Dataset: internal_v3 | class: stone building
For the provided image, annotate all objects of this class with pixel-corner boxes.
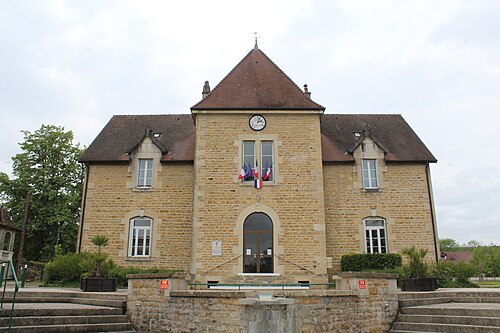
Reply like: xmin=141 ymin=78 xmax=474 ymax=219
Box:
xmin=78 ymin=45 xmax=438 ymax=285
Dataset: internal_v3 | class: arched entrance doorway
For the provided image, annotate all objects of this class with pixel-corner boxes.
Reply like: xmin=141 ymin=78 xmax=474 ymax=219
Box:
xmin=243 ymin=213 xmax=273 ymax=273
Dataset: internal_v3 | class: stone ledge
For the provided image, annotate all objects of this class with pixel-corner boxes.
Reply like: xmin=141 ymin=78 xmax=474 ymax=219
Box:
xmin=127 ymin=272 xmax=188 ymax=279
xmin=171 ymin=290 xmax=248 ymax=298
xmin=339 ymin=271 xmax=399 ymax=279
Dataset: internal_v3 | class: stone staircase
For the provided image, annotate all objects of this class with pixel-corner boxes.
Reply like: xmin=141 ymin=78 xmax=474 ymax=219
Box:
xmin=0 ymin=288 xmax=135 ymax=332
xmin=390 ymin=289 xmax=500 ymax=333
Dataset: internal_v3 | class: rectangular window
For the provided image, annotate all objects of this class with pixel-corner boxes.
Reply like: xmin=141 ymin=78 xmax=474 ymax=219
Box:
xmin=129 ymin=218 xmax=152 ymax=257
xmin=243 ymin=141 xmax=256 ymax=181
xmin=261 ymin=141 xmax=274 ymax=182
xmin=137 ymin=159 xmax=153 ymax=188
xmin=242 ymin=140 xmax=275 ymax=182
xmin=362 ymin=159 xmax=378 ymax=189
xmin=364 ymin=219 xmax=387 ymax=253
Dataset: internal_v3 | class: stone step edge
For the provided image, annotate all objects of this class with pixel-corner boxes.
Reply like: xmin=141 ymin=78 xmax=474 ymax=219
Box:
xmin=0 ymin=322 xmax=134 ymax=330
xmin=0 ymin=314 xmax=129 ymax=323
xmin=394 ymin=321 xmax=500 ymax=330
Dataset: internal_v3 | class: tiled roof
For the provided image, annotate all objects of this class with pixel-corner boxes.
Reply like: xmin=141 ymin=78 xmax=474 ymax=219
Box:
xmin=79 ymin=115 xmax=195 ymax=163
xmin=0 ymin=206 xmax=21 ymax=231
xmin=191 ymin=48 xmax=325 ymax=111
xmin=321 ymin=114 xmax=437 ymax=163
xmin=80 ymin=114 xmax=436 ymax=164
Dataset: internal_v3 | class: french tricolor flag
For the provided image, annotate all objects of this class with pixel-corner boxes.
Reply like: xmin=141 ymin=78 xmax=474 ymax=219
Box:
xmin=263 ymin=163 xmax=272 ymax=181
xmin=238 ymin=164 xmax=247 ymax=180
xmin=254 ymin=161 xmax=262 ymax=189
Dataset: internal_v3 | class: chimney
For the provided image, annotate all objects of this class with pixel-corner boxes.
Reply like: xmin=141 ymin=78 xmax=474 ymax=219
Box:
xmin=202 ymin=81 xmax=211 ymax=99
xmin=303 ymin=84 xmax=311 ymax=99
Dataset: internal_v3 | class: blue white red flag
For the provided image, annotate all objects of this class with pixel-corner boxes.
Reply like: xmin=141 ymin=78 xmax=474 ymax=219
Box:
xmin=254 ymin=178 xmax=262 ymax=189
xmin=253 ymin=160 xmax=259 ymax=179
xmin=263 ymin=162 xmax=272 ymax=181
xmin=238 ymin=164 xmax=247 ymax=180
xmin=245 ymin=163 xmax=253 ymax=180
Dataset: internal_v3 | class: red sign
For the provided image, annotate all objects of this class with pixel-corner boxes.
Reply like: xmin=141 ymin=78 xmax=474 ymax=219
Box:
xmin=358 ymin=280 xmax=366 ymax=290
xmin=160 ymin=279 xmax=169 ymax=290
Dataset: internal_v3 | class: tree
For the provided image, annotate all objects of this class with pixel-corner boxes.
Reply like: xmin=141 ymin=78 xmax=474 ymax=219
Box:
xmin=439 ymin=238 xmax=461 ymax=252
xmin=0 ymin=125 xmax=83 ymax=261
xmin=472 ymin=245 xmax=500 ymax=277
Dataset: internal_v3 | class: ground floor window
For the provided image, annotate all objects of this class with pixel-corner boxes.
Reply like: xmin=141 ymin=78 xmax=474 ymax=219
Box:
xmin=364 ymin=218 xmax=387 ymax=253
xmin=243 ymin=213 xmax=273 ymax=273
xmin=129 ymin=217 xmax=152 ymax=257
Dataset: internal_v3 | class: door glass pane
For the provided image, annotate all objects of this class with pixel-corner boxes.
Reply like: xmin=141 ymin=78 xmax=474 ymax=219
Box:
xmin=244 ymin=233 xmax=257 ymax=273
xmin=259 ymin=232 xmax=273 ymax=273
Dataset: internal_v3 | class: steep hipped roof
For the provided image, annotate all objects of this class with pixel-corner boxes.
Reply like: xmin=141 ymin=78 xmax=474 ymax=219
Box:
xmin=191 ymin=47 xmax=325 ymax=111
xmin=80 ymin=114 xmax=436 ymax=164
xmin=0 ymin=206 xmax=21 ymax=232
xmin=79 ymin=115 xmax=195 ymax=163
xmin=321 ymin=114 xmax=437 ymax=163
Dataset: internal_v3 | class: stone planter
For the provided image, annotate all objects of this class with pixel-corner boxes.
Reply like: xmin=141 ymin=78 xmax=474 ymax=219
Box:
xmin=80 ymin=277 xmax=118 ymax=292
xmin=401 ymin=277 xmax=437 ymax=291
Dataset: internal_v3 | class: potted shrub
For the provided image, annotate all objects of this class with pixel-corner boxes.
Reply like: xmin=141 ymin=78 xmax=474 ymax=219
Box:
xmin=400 ymin=246 xmax=437 ymax=291
xmin=80 ymin=235 xmax=117 ymax=292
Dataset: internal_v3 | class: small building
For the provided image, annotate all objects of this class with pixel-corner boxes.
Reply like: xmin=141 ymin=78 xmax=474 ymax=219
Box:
xmin=78 ymin=45 xmax=439 ymax=285
xmin=0 ymin=206 xmax=21 ymax=262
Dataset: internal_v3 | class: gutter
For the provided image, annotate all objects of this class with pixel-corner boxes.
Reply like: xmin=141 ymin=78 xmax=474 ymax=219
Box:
xmin=77 ymin=163 xmax=90 ymax=253
xmin=425 ymin=163 xmax=439 ymax=263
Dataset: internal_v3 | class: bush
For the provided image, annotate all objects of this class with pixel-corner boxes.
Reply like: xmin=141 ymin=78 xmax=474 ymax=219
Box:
xmin=44 ymin=252 xmax=88 ymax=284
xmin=341 ymin=253 xmax=402 ymax=271
xmin=433 ymin=261 xmax=478 ymax=288
xmin=80 ymin=251 xmax=116 ymax=278
xmin=401 ymin=246 xmax=429 ymax=278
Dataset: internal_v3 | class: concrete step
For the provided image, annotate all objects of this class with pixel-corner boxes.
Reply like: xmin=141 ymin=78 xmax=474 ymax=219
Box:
xmin=399 ymin=290 xmax=500 ymax=300
xmin=392 ymin=321 xmax=500 ymax=332
xmin=398 ymin=313 xmax=500 ymax=326
xmin=0 ymin=314 xmax=129 ymax=327
xmin=0 ymin=322 xmax=134 ymax=333
xmin=0 ymin=304 xmax=123 ymax=317
xmin=399 ymin=296 xmax=500 ymax=307
xmin=401 ymin=303 xmax=500 ymax=318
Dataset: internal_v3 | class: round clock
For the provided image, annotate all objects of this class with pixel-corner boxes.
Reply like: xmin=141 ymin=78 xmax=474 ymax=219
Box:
xmin=249 ymin=115 xmax=266 ymax=131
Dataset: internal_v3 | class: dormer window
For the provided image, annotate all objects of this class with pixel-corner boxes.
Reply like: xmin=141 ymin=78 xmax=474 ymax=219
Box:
xmin=362 ymin=159 xmax=378 ymax=189
xmin=137 ymin=159 xmax=153 ymax=188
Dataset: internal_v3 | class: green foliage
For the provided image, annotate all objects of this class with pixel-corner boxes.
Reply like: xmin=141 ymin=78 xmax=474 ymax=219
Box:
xmin=341 ymin=253 xmax=402 ymax=271
xmin=44 ymin=252 xmax=88 ymax=283
xmin=439 ymin=238 xmax=461 ymax=252
xmin=44 ymin=251 xmax=178 ymax=288
xmin=472 ymin=246 xmax=500 ymax=277
xmin=401 ymin=246 xmax=429 ymax=278
xmin=80 ymin=252 xmax=116 ymax=278
xmin=91 ymin=235 xmax=109 ymax=251
xmin=0 ymin=125 xmax=83 ymax=261
xmin=433 ymin=260 xmax=478 ymax=288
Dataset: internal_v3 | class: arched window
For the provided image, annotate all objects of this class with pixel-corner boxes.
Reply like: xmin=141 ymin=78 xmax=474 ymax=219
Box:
xmin=2 ymin=232 xmax=11 ymax=251
xmin=128 ymin=217 xmax=152 ymax=257
xmin=364 ymin=218 xmax=387 ymax=253
xmin=243 ymin=213 xmax=273 ymax=273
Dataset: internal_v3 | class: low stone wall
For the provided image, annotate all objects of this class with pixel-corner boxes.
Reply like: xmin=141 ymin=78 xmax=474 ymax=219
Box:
xmin=127 ymin=272 xmax=398 ymax=333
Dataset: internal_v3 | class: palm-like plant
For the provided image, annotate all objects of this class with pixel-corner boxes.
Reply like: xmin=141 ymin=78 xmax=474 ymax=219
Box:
xmin=91 ymin=235 xmax=109 ymax=277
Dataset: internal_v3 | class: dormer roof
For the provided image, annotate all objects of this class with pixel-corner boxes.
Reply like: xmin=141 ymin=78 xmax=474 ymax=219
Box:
xmin=0 ymin=206 xmax=21 ymax=232
xmin=321 ymin=114 xmax=437 ymax=163
xmin=191 ymin=48 xmax=325 ymax=111
xmin=79 ymin=115 xmax=195 ymax=163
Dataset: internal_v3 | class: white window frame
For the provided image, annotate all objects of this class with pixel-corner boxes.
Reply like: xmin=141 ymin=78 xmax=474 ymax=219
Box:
xmin=137 ymin=159 xmax=153 ymax=188
xmin=364 ymin=218 xmax=387 ymax=254
xmin=128 ymin=217 xmax=152 ymax=257
xmin=362 ymin=159 xmax=378 ymax=189
xmin=241 ymin=140 xmax=274 ymax=183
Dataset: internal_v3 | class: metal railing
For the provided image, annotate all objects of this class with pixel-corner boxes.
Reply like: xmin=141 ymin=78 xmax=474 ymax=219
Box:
xmin=0 ymin=259 xmax=20 ymax=332
xmin=189 ymin=282 xmax=336 ymax=290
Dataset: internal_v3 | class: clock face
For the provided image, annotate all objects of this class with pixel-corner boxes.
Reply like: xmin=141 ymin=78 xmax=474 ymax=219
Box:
xmin=249 ymin=115 xmax=266 ymax=131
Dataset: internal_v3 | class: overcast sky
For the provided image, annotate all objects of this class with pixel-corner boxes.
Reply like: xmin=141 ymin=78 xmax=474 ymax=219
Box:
xmin=1 ymin=1 xmax=499 ymax=245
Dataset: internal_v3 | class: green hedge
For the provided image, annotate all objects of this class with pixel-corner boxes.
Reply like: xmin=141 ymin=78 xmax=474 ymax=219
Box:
xmin=341 ymin=253 xmax=402 ymax=271
xmin=44 ymin=252 xmax=89 ymax=284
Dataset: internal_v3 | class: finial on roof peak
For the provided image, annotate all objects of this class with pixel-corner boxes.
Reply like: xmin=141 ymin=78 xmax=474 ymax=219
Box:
xmin=254 ymin=32 xmax=259 ymax=49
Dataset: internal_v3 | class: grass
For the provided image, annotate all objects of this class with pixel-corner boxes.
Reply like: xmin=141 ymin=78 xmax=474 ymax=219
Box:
xmin=476 ymin=280 xmax=500 ymax=288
